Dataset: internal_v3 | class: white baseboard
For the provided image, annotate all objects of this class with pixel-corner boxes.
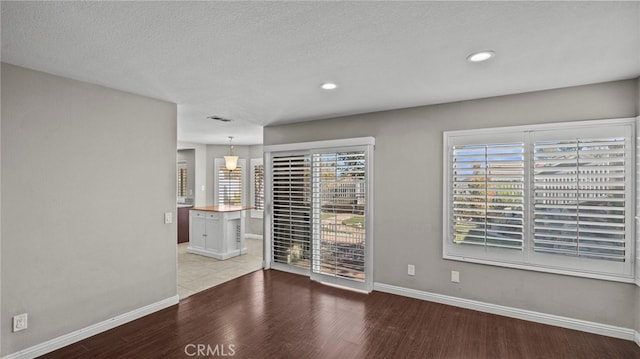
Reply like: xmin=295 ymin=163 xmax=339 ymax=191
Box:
xmin=3 ymin=295 xmax=179 ymax=359
xmin=374 ymin=282 xmax=636 ymax=342
xmin=245 ymin=233 xmax=263 ymax=240
xmin=5 ymin=283 xmax=638 ymax=358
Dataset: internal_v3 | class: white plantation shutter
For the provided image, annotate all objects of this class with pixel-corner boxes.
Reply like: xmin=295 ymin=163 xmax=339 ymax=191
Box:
xmin=271 ymin=153 xmax=312 ymax=268
xmin=177 ymin=166 xmax=188 ymax=197
xmin=444 ymin=119 xmax=634 ymax=281
xmin=533 ymin=138 xmax=626 ymax=262
xmin=250 ymin=158 xmax=265 ymax=218
xmin=214 ymin=158 xmax=246 ymax=206
xmin=218 ymin=166 xmax=243 ymax=206
xmin=452 ymin=143 xmax=525 ymax=250
xmin=254 ymin=163 xmax=264 ymax=210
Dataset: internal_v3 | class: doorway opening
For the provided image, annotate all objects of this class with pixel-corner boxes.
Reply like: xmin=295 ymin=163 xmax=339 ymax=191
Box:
xmin=176 ymin=147 xmax=265 ymax=299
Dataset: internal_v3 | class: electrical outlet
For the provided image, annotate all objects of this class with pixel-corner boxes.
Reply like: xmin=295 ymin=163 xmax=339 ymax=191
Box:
xmin=13 ymin=313 xmax=27 ymax=332
xmin=451 ymin=270 xmax=460 ymax=283
xmin=164 ymin=212 xmax=173 ymax=224
xmin=407 ymin=264 xmax=415 ymax=276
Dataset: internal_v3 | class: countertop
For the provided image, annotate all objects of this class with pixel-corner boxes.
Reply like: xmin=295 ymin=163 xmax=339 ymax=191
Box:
xmin=191 ymin=205 xmax=253 ymax=212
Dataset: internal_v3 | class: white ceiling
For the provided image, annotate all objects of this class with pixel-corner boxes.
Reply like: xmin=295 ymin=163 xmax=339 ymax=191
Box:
xmin=2 ymin=1 xmax=639 ymax=145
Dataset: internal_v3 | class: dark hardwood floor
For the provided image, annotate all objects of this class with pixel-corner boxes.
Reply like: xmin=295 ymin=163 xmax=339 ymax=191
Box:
xmin=42 ymin=269 xmax=640 ymax=358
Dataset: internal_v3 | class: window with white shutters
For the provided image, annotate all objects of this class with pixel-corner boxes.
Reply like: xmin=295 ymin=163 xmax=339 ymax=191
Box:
xmin=214 ymin=158 xmax=246 ymax=206
xmin=444 ymin=119 xmax=634 ymax=281
xmin=218 ymin=166 xmax=243 ymax=206
xmin=254 ymin=163 xmax=264 ymax=210
xmin=250 ymin=158 xmax=265 ymax=218
xmin=177 ymin=166 xmax=188 ymax=197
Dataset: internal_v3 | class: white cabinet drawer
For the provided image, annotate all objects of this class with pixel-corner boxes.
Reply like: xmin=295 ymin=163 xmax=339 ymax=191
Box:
xmin=190 ymin=210 xmax=206 ymax=218
xmin=206 ymin=213 xmax=219 ymax=220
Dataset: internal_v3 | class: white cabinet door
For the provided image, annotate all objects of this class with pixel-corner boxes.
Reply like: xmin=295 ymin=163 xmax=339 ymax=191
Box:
xmin=189 ymin=212 xmax=206 ymax=249
xmin=225 ymin=219 xmax=240 ymax=252
xmin=205 ymin=215 xmax=222 ymax=253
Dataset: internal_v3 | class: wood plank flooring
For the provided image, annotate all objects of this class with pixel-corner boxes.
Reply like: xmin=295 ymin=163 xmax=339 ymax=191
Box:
xmin=42 ymin=270 xmax=640 ymax=358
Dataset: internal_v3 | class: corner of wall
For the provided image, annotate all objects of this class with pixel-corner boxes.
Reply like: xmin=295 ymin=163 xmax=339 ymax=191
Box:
xmin=636 ymin=77 xmax=640 ymax=115
xmin=1 ymin=62 xmax=4 ymax=355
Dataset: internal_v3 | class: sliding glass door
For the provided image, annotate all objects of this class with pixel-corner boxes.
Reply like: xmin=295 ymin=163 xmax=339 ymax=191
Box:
xmin=265 ymin=139 xmax=373 ymax=292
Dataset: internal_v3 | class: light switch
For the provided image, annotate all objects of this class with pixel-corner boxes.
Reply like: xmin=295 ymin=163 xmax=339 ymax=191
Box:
xmin=164 ymin=212 xmax=173 ymax=224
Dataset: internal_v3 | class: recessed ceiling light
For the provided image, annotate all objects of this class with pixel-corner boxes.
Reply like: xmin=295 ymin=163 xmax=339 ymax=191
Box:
xmin=467 ymin=50 xmax=495 ymax=63
xmin=321 ymin=82 xmax=338 ymax=90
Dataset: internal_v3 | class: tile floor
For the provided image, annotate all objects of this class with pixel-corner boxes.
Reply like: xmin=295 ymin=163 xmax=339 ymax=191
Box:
xmin=177 ymin=238 xmax=263 ymax=300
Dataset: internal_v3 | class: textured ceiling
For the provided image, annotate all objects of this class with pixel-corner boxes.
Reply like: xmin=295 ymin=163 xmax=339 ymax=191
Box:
xmin=2 ymin=1 xmax=639 ymax=145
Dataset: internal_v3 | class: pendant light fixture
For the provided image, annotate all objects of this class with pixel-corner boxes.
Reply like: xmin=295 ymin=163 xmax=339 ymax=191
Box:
xmin=224 ymin=136 xmax=239 ymax=171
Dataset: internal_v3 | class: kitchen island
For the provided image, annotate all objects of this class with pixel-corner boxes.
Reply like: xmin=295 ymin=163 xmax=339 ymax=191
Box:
xmin=187 ymin=205 xmax=252 ymax=260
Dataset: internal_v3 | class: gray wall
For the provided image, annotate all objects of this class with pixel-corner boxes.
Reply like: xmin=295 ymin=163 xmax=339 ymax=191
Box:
xmin=0 ymin=62 xmax=3 ymax=355
xmin=638 ymin=77 xmax=640 ymax=112
xmin=264 ymin=79 xmax=639 ymax=328
xmin=1 ymin=64 xmax=177 ymax=355
xmin=636 ymin=77 xmax=640 ymax=334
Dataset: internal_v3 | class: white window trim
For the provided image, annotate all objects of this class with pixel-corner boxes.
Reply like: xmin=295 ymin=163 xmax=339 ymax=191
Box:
xmin=443 ymin=118 xmax=636 ymax=283
xmin=250 ymin=158 xmax=264 ymax=218
xmin=214 ymin=158 xmax=247 ymax=206
xmin=264 ymin=137 xmax=375 ymax=153
xmin=636 ymin=115 xmax=640 ymax=287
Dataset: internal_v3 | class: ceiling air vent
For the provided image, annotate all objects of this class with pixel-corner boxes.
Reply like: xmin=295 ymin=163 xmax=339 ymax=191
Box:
xmin=207 ymin=116 xmax=232 ymax=122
